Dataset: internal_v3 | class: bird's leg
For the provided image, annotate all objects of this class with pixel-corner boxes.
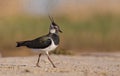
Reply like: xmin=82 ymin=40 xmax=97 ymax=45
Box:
xmin=36 ymin=53 xmax=42 ymax=67
xmin=46 ymin=52 xmax=56 ymax=68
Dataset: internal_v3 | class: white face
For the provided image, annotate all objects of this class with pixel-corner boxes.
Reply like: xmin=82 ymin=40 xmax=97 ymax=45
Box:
xmin=50 ymin=29 xmax=56 ymax=33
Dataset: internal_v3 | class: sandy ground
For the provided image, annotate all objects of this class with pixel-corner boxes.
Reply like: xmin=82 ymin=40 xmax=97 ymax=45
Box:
xmin=0 ymin=53 xmax=120 ymax=76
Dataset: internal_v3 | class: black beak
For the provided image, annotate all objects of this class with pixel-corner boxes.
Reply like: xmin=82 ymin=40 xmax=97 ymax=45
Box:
xmin=59 ymin=29 xmax=63 ymax=33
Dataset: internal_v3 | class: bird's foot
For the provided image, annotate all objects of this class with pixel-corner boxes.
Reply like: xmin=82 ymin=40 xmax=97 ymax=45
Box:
xmin=53 ymin=65 xmax=57 ymax=68
xmin=36 ymin=63 xmax=40 ymax=67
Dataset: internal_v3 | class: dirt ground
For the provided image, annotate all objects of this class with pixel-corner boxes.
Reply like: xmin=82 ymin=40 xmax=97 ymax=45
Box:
xmin=0 ymin=53 xmax=120 ymax=76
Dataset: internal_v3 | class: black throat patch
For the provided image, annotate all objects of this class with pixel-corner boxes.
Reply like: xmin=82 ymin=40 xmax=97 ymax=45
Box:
xmin=50 ymin=33 xmax=60 ymax=45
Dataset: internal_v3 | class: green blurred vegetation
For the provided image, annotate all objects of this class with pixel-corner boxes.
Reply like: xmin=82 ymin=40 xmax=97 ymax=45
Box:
xmin=0 ymin=13 xmax=120 ymax=56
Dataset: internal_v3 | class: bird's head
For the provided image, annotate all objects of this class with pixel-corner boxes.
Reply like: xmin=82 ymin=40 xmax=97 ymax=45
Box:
xmin=49 ymin=16 xmax=62 ymax=34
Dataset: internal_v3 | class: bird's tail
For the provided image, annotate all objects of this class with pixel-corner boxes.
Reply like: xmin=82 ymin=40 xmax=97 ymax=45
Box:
xmin=16 ymin=41 xmax=25 ymax=47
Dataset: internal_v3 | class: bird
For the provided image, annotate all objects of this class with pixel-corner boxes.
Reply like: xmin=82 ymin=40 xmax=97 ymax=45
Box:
xmin=16 ymin=16 xmax=62 ymax=68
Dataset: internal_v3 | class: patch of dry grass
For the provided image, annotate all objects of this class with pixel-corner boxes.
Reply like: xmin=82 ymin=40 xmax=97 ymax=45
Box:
xmin=0 ymin=14 xmax=120 ymax=56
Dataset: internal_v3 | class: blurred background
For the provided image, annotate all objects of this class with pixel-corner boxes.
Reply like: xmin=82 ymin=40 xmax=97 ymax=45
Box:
xmin=0 ymin=0 xmax=120 ymax=57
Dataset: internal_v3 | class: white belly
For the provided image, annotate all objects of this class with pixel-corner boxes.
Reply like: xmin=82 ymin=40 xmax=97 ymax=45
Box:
xmin=31 ymin=39 xmax=58 ymax=53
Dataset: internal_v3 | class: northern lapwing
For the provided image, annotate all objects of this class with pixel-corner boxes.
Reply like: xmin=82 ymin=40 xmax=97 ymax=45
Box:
xmin=16 ymin=16 xmax=62 ymax=68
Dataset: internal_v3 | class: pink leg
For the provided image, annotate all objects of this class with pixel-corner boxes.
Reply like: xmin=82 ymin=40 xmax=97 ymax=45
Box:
xmin=46 ymin=53 xmax=56 ymax=68
xmin=36 ymin=53 xmax=41 ymax=67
